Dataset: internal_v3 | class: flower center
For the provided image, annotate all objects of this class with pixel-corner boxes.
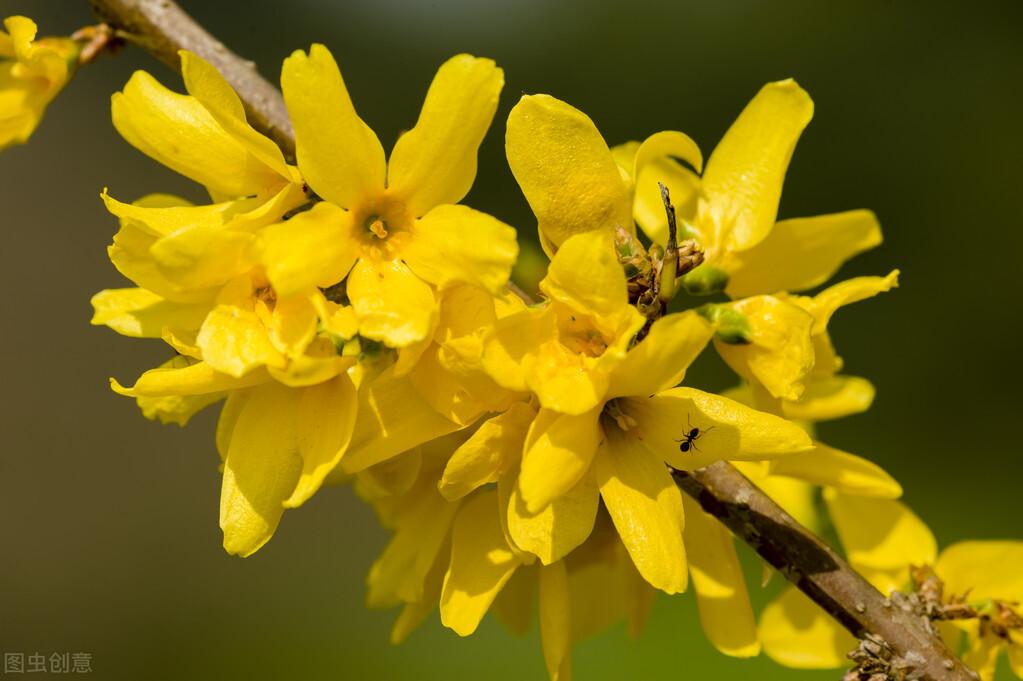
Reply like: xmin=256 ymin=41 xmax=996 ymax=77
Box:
xmin=365 ymin=215 xmax=390 ymax=239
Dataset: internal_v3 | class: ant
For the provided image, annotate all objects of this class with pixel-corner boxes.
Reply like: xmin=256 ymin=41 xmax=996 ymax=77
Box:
xmin=675 ymin=415 xmax=713 ymax=454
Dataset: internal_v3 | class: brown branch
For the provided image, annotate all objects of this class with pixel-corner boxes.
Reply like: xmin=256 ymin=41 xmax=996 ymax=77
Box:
xmin=89 ymin=0 xmax=294 ymax=157
xmin=81 ymin=2 xmax=976 ymax=678
xmin=672 ymin=462 xmax=976 ymax=681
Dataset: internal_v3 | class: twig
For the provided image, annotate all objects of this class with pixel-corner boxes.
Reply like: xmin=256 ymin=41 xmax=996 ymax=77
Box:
xmin=82 ymin=2 xmax=976 ymax=678
xmin=672 ymin=462 xmax=976 ymax=681
xmin=89 ymin=0 xmax=294 ymax=157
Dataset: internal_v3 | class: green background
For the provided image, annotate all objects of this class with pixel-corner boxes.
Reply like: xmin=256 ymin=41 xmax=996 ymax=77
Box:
xmin=2 ymin=0 xmax=1020 ymax=678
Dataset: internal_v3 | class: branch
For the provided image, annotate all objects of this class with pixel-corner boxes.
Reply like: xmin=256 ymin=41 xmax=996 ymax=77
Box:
xmin=89 ymin=0 xmax=294 ymax=157
xmin=673 ymin=462 xmax=976 ymax=681
xmin=84 ymin=2 xmax=975 ymax=678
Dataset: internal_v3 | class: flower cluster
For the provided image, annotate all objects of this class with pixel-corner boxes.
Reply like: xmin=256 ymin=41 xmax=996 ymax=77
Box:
xmin=72 ymin=37 xmax=1022 ymax=680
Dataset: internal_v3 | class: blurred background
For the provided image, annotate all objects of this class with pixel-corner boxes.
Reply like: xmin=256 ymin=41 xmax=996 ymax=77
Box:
xmin=2 ymin=0 xmax=1021 ymax=678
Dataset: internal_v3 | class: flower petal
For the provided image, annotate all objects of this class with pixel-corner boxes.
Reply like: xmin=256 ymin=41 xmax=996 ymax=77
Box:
xmin=782 ymin=375 xmax=875 ymax=422
xmin=806 ymin=270 xmax=899 ymax=334
xmin=505 ymin=466 xmax=599 ymax=565
xmin=824 ymin=491 xmax=936 ymax=593
xmin=701 ymin=79 xmax=814 ymax=251
xmin=539 ymin=561 xmax=573 ymax=681
xmin=179 ymin=51 xmax=292 ymax=179
xmin=112 ymin=359 xmax=268 ymax=397
xmin=726 ymin=210 xmax=882 ymax=298
xmin=759 ymin=586 xmax=857 ymax=669
xmin=607 ymin=311 xmax=714 ymax=398
xmin=438 ymin=403 xmax=534 ymax=500
xmin=506 ymin=94 xmax=632 ymax=252
xmin=403 ymin=204 xmax=518 ymax=293
xmin=440 ymin=490 xmax=523 ymax=636
xmin=387 ymin=54 xmax=503 ymax=216
xmin=339 ymin=367 xmax=462 ymax=474
xmin=260 ymin=202 xmax=358 ymax=297
xmin=90 ymin=287 xmax=208 ymax=338
xmin=682 ymin=495 xmax=759 ymax=657
xmin=111 ymin=70 xmax=282 ymax=196
xmin=769 ymin=443 xmax=902 ymax=499
xmin=627 ymin=388 xmax=813 ymax=471
xmin=518 ymin=408 xmax=602 ymax=514
xmin=935 ymin=541 xmax=1023 ymax=604
xmin=540 ymin=229 xmax=631 ymax=322
xmin=282 ymin=374 xmax=358 ymax=508
xmin=594 ymin=429 xmax=687 ymax=594
xmin=281 ymin=44 xmax=385 ymax=208
xmin=219 ymin=381 xmax=304 ymax=556
xmin=347 ymin=258 xmax=437 ymax=348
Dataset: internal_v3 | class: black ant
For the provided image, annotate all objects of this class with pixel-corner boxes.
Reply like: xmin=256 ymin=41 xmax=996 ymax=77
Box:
xmin=675 ymin=415 xmax=713 ymax=454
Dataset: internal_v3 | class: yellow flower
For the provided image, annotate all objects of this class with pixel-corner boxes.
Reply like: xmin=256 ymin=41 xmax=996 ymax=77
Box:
xmin=506 ymin=93 xmax=701 ymax=256
xmin=260 ymin=46 xmax=518 ymax=348
xmin=482 ymin=230 xmax=813 ymax=594
xmin=715 ymin=270 xmax=899 ymax=404
xmin=935 ymin=541 xmax=1023 ymax=680
xmin=0 ymin=16 xmax=78 ymax=149
xmin=623 ymin=79 xmax=883 ymax=299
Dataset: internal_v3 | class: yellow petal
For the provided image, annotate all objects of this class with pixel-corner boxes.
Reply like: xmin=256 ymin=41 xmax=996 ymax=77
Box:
xmin=368 ymin=476 xmax=460 ymax=607
xmin=682 ymin=495 xmax=759 ymax=657
xmin=357 ymin=448 xmax=422 ymax=499
xmin=219 ymin=382 xmax=304 ymax=556
xmin=824 ymin=491 xmax=936 ymax=593
xmin=540 ymin=230 xmax=632 ymax=322
xmin=387 ymin=54 xmax=503 ymax=216
xmin=390 ymin=533 xmax=451 ymax=644
xmin=339 ymin=367 xmax=462 ymax=474
xmin=111 ymin=70 xmax=282 ymax=196
xmin=281 ymin=44 xmax=385 ymax=208
xmin=179 ymin=51 xmax=292 ymax=179
xmin=196 ymin=303 xmax=285 ymax=377
xmin=347 ymin=258 xmax=437 ymax=348
xmin=134 ymin=356 xmax=225 ymax=425
xmin=407 ymin=345 xmax=490 ymax=426
xmin=759 ymin=586 xmax=856 ymax=669
xmin=807 ymin=270 xmax=899 ymax=334
xmin=714 ymin=295 xmax=815 ymax=401
xmin=725 ymin=210 xmax=882 ymax=298
xmin=626 ymin=388 xmax=813 ymax=471
xmin=101 ymin=189 xmax=237 ymax=238
xmin=403 ymin=204 xmax=518 ymax=293
xmin=282 ymin=374 xmax=358 ymax=508
xmin=440 ymin=490 xmax=523 ymax=636
xmin=539 ymin=561 xmax=573 ymax=681
xmin=782 ymin=375 xmax=875 ymax=422
xmin=527 ymin=334 xmax=613 ymax=416
xmin=216 ymin=389 xmax=250 ymax=462
xmin=506 ymin=94 xmax=631 ymax=252
xmin=617 ymin=136 xmax=703 ymax=246
xmin=769 ymin=443 xmax=902 ymax=499
xmin=505 ymin=467 xmax=599 ymax=565
xmin=438 ymin=403 xmax=534 ymax=500
xmin=481 ymin=306 xmax=548 ymax=392
xmin=148 ymin=222 xmax=257 ymax=292
xmin=260 ymin=202 xmax=358 ymax=298
xmin=607 ymin=311 xmax=714 ymax=398
xmin=112 ymin=360 xmax=268 ymax=397
xmin=701 ymin=79 xmax=814 ymax=251
xmin=594 ymin=429 xmax=687 ymax=594
xmin=518 ymin=408 xmax=602 ymax=514
xmin=90 ymin=287 xmax=208 ymax=338
xmin=963 ymin=635 xmax=1002 ymax=681
xmin=935 ymin=541 xmax=1023 ymax=604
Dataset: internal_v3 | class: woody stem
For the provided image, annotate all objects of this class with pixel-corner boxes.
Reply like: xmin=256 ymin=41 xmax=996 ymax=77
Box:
xmin=84 ymin=1 xmax=976 ymax=678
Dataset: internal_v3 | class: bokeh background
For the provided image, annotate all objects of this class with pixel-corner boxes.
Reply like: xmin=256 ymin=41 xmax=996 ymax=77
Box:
xmin=2 ymin=0 xmax=1021 ymax=679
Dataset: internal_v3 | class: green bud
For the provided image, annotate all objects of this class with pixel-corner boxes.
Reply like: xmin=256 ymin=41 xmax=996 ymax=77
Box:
xmin=680 ymin=264 xmax=729 ymax=296
xmin=698 ymin=304 xmax=752 ymax=344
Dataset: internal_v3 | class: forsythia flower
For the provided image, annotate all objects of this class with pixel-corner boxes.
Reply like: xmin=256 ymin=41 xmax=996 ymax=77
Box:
xmin=261 ymin=45 xmax=518 ymax=348
xmin=0 ymin=16 xmax=79 ymax=149
xmin=624 ymin=79 xmax=882 ymax=299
